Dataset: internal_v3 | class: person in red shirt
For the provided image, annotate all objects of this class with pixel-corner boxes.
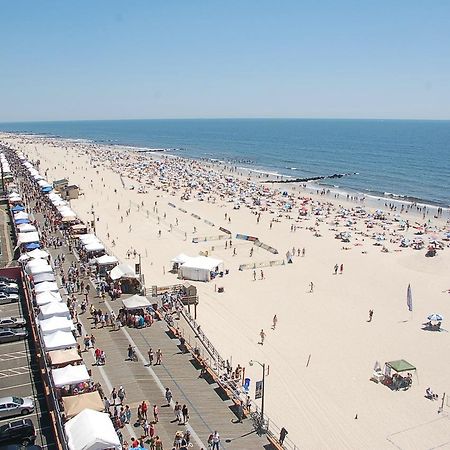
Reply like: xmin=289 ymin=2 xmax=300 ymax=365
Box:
xmin=141 ymin=401 xmax=148 ymax=420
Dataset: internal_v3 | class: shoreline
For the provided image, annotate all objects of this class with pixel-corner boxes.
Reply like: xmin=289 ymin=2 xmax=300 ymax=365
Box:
xmin=2 ymin=130 xmax=449 ymax=211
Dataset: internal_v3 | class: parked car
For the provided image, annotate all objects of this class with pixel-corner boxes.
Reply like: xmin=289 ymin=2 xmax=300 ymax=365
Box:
xmin=0 ymin=329 xmax=27 ymax=343
xmin=0 ymin=292 xmax=19 ymax=304
xmin=0 ymin=397 xmax=35 ymax=419
xmin=0 ymin=317 xmax=26 ymax=328
xmin=0 ymin=286 xmax=19 ymax=295
xmin=0 ymin=419 xmax=36 ymax=446
xmin=0 ymin=277 xmax=17 ymax=284
xmin=0 ymin=281 xmax=18 ymax=290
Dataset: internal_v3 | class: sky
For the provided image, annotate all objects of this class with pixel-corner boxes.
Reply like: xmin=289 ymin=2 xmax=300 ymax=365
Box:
xmin=0 ymin=0 xmax=449 ymax=121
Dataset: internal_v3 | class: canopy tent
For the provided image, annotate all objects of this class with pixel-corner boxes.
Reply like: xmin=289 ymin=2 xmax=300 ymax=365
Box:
xmin=34 ymin=281 xmax=59 ymax=294
xmin=39 ymin=316 xmax=75 ymax=334
xmin=14 ymin=218 xmax=30 ymax=225
xmin=62 ymin=392 xmax=104 ymax=419
xmin=27 ymin=248 xmax=50 ymax=259
xmin=95 ymin=254 xmax=118 ymax=266
xmin=25 ymin=242 xmax=40 ymax=250
xmin=385 ymin=359 xmax=416 ymax=373
xmin=43 ymin=330 xmax=76 ymax=351
xmin=13 ymin=211 xmax=29 ymax=220
xmin=27 ymin=264 xmax=53 ymax=277
xmin=48 ymin=348 xmax=82 ymax=367
xmin=109 ymin=264 xmax=137 ymax=281
xmin=25 ymin=258 xmax=52 ymax=272
xmin=121 ymin=294 xmax=151 ymax=310
xmin=36 ymin=291 xmax=63 ymax=306
xmin=11 ymin=204 xmax=25 ymax=212
xmin=52 ymin=364 xmax=90 ymax=387
xmin=171 ymin=253 xmax=190 ymax=265
xmin=65 ymin=409 xmax=121 ymax=450
xmin=78 ymin=234 xmax=99 ymax=244
xmin=17 ymin=231 xmax=40 ymax=245
xmin=84 ymin=242 xmax=105 ymax=253
xmin=17 ymin=223 xmax=37 ymax=233
xmin=179 ymin=255 xmax=224 ymax=282
xmin=39 ymin=302 xmax=70 ymax=319
xmin=33 ymin=272 xmax=56 ymax=284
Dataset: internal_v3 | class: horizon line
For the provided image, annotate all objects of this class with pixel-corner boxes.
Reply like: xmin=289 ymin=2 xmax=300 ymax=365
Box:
xmin=1 ymin=116 xmax=450 ymax=124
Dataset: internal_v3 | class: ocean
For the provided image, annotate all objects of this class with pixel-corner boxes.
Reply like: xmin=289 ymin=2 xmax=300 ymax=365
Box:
xmin=0 ymin=118 xmax=449 ymax=207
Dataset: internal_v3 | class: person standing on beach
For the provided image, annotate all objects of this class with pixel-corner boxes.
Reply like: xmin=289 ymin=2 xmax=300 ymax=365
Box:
xmin=272 ymin=315 xmax=278 ymax=330
xmin=334 ymin=263 xmax=339 ymax=275
xmin=368 ymin=309 xmax=374 ymax=322
xmin=340 ymin=263 xmax=344 ymax=274
xmin=259 ymin=329 xmax=266 ymax=345
xmin=260 ymin=270 xmax=264 ymax=280
xmin=302 ymin=247 xmax=306 ymax=257
xmin=253 ymin=270 xmax=256 ymax=281
xmin=310 ymin=281 xmax=314 ymax=293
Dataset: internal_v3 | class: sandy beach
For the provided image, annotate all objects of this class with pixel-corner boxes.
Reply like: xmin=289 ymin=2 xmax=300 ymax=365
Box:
xmin=3 ymin=132 xmax=450 ymax=449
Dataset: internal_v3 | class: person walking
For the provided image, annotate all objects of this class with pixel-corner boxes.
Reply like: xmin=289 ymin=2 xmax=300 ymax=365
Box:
xmin=165 ymin=387 xmax=172 ymax=406
xmin=155 ymin=348 xmax=162 ymax=365
xmin=141 ymin=401 xmax=148 ymax=421
xmin=340 ymin=263 xmax=344 ymax=274
xmin=182 ymin=404 xmax=189 ymax=424
xmin=152 ymin=404 xmax=159 ymax=423
xmin=148 ymin=347 xmax=154 ymax=366
xmin=211 ymin=431 xmax=220 ymax=450
xmin=118 ymin=386 xmax=126 ymax=405
xmin=368 ymin=309 xmax=374 ymax=322
xmin=309 ymin=281 xmax=314 ymax=293
xmin=259 ymin=329 xmax=266 ymax=345
xmin=272 ymin=315 xmax=278 ymax=330
xmin=334 ymin=263 xmax=339 ymax=275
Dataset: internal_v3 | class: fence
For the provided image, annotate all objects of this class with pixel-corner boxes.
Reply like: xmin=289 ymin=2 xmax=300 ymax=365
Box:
xmin=239 ymin=259 xmax=286 ymax=271
xmin=162 ymin=299 xmax=300 ymax=450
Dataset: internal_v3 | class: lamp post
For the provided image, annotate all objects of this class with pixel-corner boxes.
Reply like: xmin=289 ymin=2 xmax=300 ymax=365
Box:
xmin=249 ymin=359 xmax=266 ymax=433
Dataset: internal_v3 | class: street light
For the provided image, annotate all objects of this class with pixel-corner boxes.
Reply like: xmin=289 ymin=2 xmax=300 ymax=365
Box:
xmin=249 ymin=359 xmax=266 ymax=433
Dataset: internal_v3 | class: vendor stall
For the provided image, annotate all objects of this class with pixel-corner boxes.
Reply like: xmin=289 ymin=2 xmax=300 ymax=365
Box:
xmin=62 ymin=391 xmax=104 ymax=419
xmin=178 ymin=255 xmax=224 ymax=282
xmin=52 ymin=364 xmax=90 ymax=387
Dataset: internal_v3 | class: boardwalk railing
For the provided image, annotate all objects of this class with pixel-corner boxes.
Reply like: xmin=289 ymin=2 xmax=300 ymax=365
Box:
xmin=163 ymin=300 xmax=300 ymax=450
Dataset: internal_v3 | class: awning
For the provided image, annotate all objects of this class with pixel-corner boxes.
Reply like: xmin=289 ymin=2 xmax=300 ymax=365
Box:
xmin=34 ymin=281 xmax=59 ymax=294
xmin=52 ymin=364 xmax=90 ymax=387
xmin=39 ymin=316 xmax=75 ymax=334
xmin=62 ymin=392 xmax=104 ymax=419
xmin=65 ymin=409 xmax=121 ymax=450
xmin=39 ymin=302 xmax=70 ymax=319
xmin=35 ymin=291 xmax=63 ymax=306
xmin=17 ymin=231 xmax=40 ymax=245
xmin=43 ymin=330 xmax=76 ymax=351
xmin=33 ymin=272 xmax=56 ymax=284
xmin=109 ymin=263 xmax=137 ymax=281
xmin=95 ymin=254 xmax=119 ymax=266
xmin=84 ymin=242 xmax=105 ymax=253
xmin=48 ymin=348 xmax=82 ymax=367
xmin=122 ymin=294 xmax=151 ymax=310
xmin=385 ymin=359 xmax=416 ymax=373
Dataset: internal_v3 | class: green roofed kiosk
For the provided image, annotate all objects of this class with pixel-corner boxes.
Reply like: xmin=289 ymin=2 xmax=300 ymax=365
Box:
xmin=383 ymin=359 xmax=416 ymax=391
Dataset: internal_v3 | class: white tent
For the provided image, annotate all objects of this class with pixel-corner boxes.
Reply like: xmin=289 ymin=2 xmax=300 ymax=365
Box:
xmin=39 ymin=302 xmax=70 ymax=319
xmin=35 ymin=291 xmax=63 ymax=306
xmin=17 ymin=223 xmax=37 ymax=233
xmin=95 ymin=254 xmax=118 ymax=266
xmin=39 ymin=316 xmax=75 ymax=334
xmin=84 ymin=242 xmax=105 ymax=253
xmin=28 ymin=264 xmax=54 ymax=276
xmin=27 ymin=248 xmax=50 ymax=259
xmin=43 ymin=330 xmax=76 ymax=351
xmin=52 ymin=364 xmax=90 ymax=387
xmin=25 ymin=258 xmax=50 ymax=271
xmin=179 ymin=255 xmax=224 ymax=282
xmin=78 ymin=234 xmax=99 ymax=244
xmin=122 ymin=294 xmax=151 ymax=310
xmin=65 ymin=409 xmax=121 ymax=450
xmin=109 ymin=264 xmax=137 ymax=281
xmin=171 ymin=253 xmax=190 ymax=265
xmin=33 ymin=272 xmax=56 ymax=284
xmin=13 ymin=211 xmax=29 ymax=220
xmin=17 ymin=231 xmax=40 ymax=245
xmin=34 ymin=281 xmax=59 ymax=294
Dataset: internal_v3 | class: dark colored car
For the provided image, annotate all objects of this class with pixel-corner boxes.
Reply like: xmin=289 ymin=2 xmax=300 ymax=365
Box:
xmin=0 ymin=419 xmax=36 ymax=445
xmin=0 ymin=329 xmax=27 ymax=344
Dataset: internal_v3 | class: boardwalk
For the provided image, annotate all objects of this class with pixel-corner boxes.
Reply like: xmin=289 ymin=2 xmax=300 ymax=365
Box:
xmin=28 ymin=195 xmax=270 ymax=448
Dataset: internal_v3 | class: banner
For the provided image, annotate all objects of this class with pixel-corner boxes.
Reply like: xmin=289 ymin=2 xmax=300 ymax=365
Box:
xmin=255 ymin=380 xmax=263 ymax=399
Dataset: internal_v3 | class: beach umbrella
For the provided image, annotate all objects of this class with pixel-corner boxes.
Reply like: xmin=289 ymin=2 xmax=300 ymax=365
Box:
xmin=427 ymin=313 xmax=443 ymax=322
xmin=407 ymin=284 xmax=413 ymax=312
xmin=12 ymin=204 xmax=25 ymax=212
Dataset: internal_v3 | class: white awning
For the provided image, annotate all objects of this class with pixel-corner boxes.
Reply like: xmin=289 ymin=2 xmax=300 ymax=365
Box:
xmin=65 ymin=409 xmax=121 ymax=450
xmin=39 ymin=316 xmax=75 ymax=334
xmin=95 ymin=255 xmax=118 ymax=266
xmin=43 ymin=330 xmax=76 ymax=350
xmin=35 ymin=291 xmax=63 ymax=306
xmin=39 ymin=302 xmax=70 ymax=319
xmin=122 ymin=294 xmax=151 ymax=310
xmin=52 ymin=364 xmax=90 ymax=387
xmin=84 ymin=242 xmax=105 ymax=252
xmin=109 ymin=263 xmax=137 ymax=281
xmin=17 ymin=231 xmax=40 ymax=245
xmin=34 ymin=281 xmax=59 ymax=294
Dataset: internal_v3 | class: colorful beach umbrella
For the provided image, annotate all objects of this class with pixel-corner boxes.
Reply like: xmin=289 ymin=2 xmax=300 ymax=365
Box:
xmin=427 ymin=313 xmax=443 ymax=321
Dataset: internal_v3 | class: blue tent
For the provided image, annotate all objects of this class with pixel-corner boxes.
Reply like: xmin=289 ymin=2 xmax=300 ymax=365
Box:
xmin=11 ymin=205 xmax=25 ymax=212
xmin=14 ymin=218 xmax=30 ymax=224
xmin=24 ymin=242 xmax=40 ymax=250
xmin=41 ymin=186 xmax=53 ymax=193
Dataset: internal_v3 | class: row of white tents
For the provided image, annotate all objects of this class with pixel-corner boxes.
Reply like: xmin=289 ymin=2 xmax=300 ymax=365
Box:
xmin=12 ymin=151 xmax=121 ymax=450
